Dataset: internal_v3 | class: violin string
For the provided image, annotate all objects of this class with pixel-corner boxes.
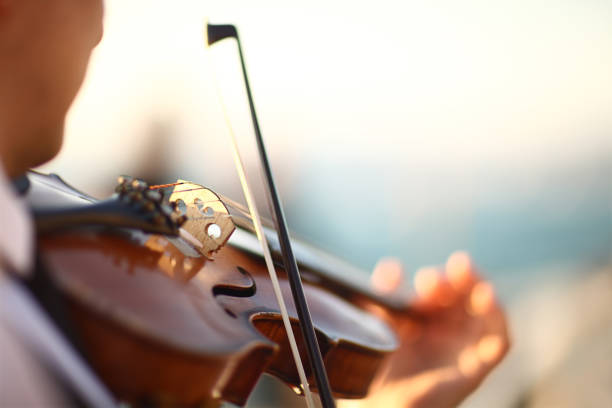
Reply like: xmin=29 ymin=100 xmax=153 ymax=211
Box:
xmin=215 ymin=193 xmax=251 ymax=217
xmin=148 ymin=182 xmax=185 ymax=190
xmin=205 ymin=25 xmax=315 ymax=408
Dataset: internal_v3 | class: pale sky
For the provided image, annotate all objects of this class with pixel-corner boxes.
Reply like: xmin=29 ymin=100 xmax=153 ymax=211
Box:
xmin=40 ymin=1 xmax=611 ymax=268
xmin=43 ymin=0 xmax=611 ymax=184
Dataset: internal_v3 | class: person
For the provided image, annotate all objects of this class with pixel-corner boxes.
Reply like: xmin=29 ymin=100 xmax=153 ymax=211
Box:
xmin=0 ymin=1 xmax=509 ymax=406
xmin=0 ymin=1 xmax=117 ymax=406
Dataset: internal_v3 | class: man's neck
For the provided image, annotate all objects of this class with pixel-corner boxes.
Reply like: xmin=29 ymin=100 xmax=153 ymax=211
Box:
xmin=0 ymin=137 xmax=24 ymax=179
xmin=0 ymin=156 xmax=20 ymax=180
xmin=0 ymin=114 xmax=62 ymax=179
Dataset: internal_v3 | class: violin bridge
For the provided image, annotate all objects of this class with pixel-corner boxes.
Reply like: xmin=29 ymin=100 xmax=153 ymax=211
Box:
xmin=167 ymin=180 xmax=235 ymax=259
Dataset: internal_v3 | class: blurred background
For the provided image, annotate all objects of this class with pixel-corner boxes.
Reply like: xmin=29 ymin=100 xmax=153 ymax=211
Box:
xmin=38 ymin=0 xmax=611 ymax=406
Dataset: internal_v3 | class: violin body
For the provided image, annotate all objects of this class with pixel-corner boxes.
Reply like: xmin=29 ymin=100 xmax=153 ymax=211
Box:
xmin=27 ymin=172 xmax=398 ymax=406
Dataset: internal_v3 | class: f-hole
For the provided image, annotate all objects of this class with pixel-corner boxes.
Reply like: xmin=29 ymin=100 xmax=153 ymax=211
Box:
xmin=212 ymin=266 xmax=256 ymax=298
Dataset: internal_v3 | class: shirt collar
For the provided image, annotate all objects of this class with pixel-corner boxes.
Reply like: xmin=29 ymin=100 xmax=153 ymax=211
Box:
xmin=0 ymin=162 xmax=33 ymax=275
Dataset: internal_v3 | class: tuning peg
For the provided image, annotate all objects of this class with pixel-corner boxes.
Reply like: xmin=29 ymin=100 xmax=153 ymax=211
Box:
xmin=119 ymin=175 xmax=133 ymax=184
xmin=125 ymin=191 xmax=142 ymax=204
xmin=151 ymin=213 xmax=167 ymax=226
xmin=131 ymin=179 xmax=147 ymax=191
xmin=142 ymin=201 xmax=155 ymax=213
xmin=145 ymin=190 xmax=163 ymax=203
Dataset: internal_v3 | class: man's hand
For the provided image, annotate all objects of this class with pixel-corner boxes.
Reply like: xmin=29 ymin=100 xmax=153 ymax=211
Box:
xmin=352 ymin=252 xmax=510 ymax=408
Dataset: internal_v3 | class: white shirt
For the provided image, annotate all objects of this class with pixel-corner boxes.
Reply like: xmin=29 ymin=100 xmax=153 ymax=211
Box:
xmin=0 ymin=162 xmax=116 ymax=407
xmin=0 ymin=161 xmax=58 ymax=405
xmin=0 ymin=162 xmax=33 ymax=274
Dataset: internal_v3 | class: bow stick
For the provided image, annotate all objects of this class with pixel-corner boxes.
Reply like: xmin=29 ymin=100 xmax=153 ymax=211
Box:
xmin=206 ymin=23 xmax=336 ymax=408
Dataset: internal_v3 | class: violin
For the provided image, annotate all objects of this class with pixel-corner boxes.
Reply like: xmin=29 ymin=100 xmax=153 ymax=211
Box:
xmin=23 ymin=22 xmax=416 ymax=408
xmin=27 ymin=171 xmax=402 ymax=407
